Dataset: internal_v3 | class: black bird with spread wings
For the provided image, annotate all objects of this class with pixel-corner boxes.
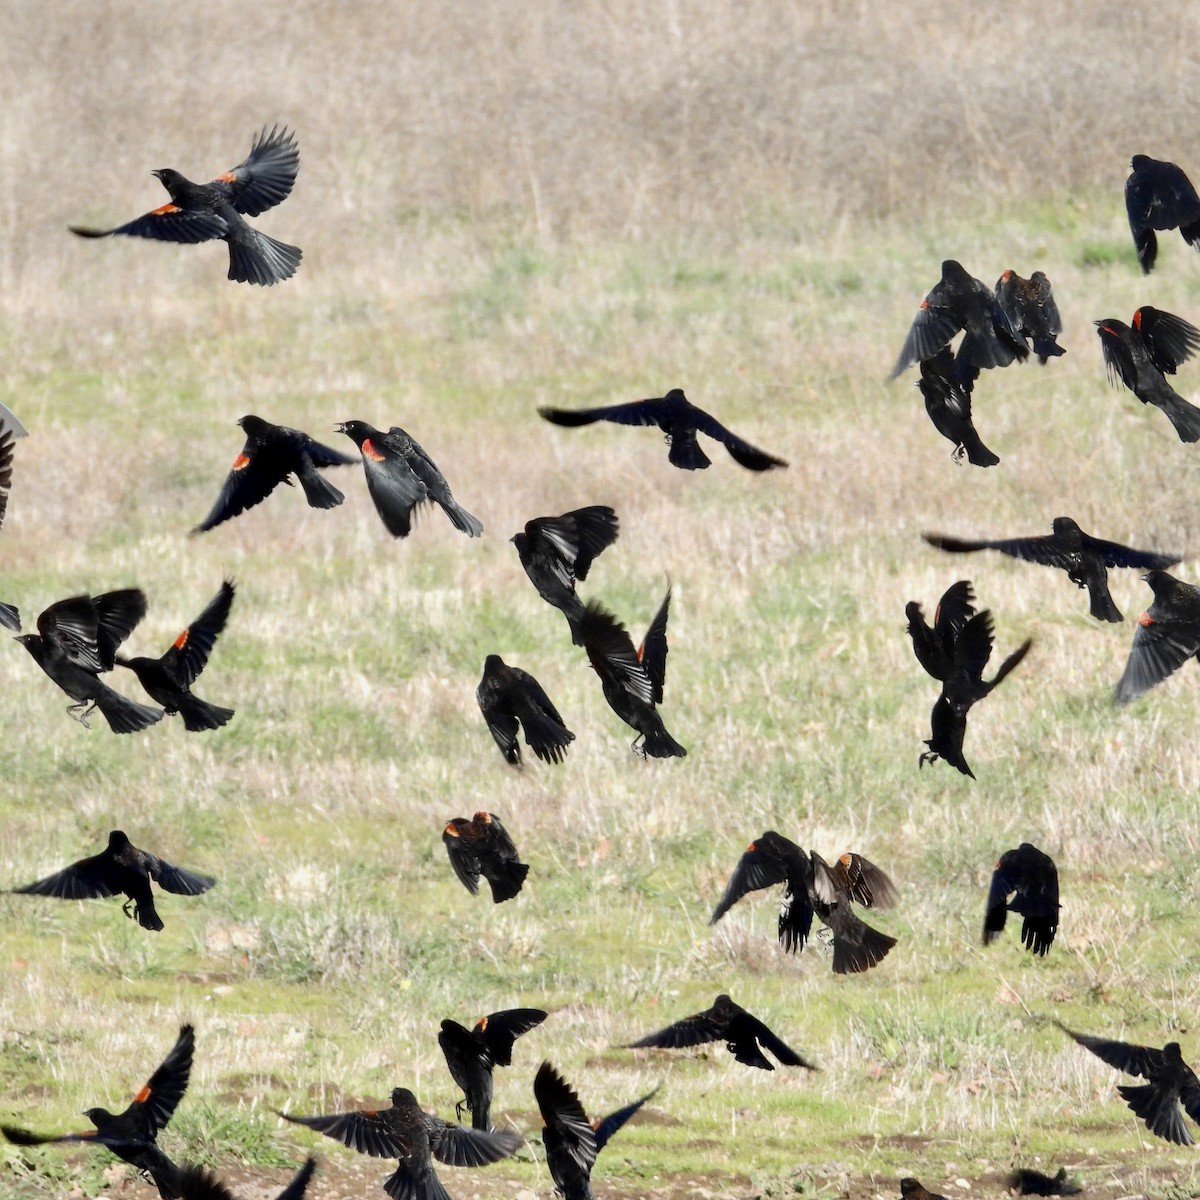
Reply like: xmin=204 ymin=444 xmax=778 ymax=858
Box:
xmin=70 ymin=126 xmax=301 ymax=285
xmin=539 ymin=388 xmax=787 ymax=472
xmin=476 ymin=655 xmax=575 ymax=767
xmin=995 ymin=270 xmax=1064 ymax=363
xmin=906 ymin=580 xmax=977 ymax=682
xmin=1 ymin=1024 xmax=195 ymax=1198
xmin=442 ymin=812 xmax=528 ymax=903
xmin=1115 ymin=569 xmax=1200 ymax=703
xmin=982 ymin=843 xmax=1060 ymax=956
xmin=1125 ymin=154 xmax=1200 ymax=274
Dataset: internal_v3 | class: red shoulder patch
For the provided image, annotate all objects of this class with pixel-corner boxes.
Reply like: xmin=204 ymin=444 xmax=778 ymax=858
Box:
xmin=232 ymin=453 xmax=251 ymax=471
xmin=173 ymin=628 xmax=190 ymax=652
xmin=134 ymin=1085 xmax=151 ymax=1104
xmin=215 ymin=172 xmax=237 ymax=184
xmin=1000 ymin=269 xmax=1013 ymax=282
xmin=746 ymin=841 xmax=757 ymax=853
xmin=1138 ymin=612 xmax=1156 ymax=626
xmin=1133 ymin=309 xmax=1143 ymax=329
xmin=361 ymin=438 xmax=386 ymax=463
xmin=444 ymin=823 xmax=461 ymax=838
xmin=918 ymin=298 xmax=929 ymax=310
xmin=149 ymin=203 xmax=181 ymax=216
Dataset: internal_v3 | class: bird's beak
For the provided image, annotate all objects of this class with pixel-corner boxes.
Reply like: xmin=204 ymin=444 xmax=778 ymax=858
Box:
xmin=333 ymin=423 xmax=346 ymax=434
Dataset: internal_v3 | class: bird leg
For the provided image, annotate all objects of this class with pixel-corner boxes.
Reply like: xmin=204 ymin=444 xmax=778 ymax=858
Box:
xmin=454 ymin=1099 xmax=468 ymax=1121
xmin=121 ymin=899 xmax=136 ymax=920
xmin=66 ymin=701 xmax=96 ymax=729
xmin=631 ymin=734 xmax=648 ymax=759
xmin=951 ymin=444 xmax=966 ymax=464
xmin=918 ymin=749 xmax=940 ymax=769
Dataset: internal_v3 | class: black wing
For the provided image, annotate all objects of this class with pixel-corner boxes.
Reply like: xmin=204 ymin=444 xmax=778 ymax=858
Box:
xmin=0 ymin=425 xmax=13 ymax=533
xmin=538 ymin=399 xmax=666 ymax=429
xmin=637 ymin=588 xmax=672 ymax=704
xmin=213 ymin=126 xmax=300 ymax=217
xmin=891 ymin=295 xmax=963 ymax=378
xmin=1135 ymin=307 xmax=1200 ymax=375
xmin=934 ymin=581 xmax=976 ymax=640
xmin=1095 ymin=321 xmax=1140 ymax=391
xmin=569 ymin=506 xmax=620 ymax=580
xmin=1115 ymin=616 xmax=1200 ymax=704
xmin=145 ymin=854 xmax=216 ymax=897
xmin=70 ymin=206 xmax=227 ymax=244
xmin=37 ymin=594 xmax=103 ymax=671
xmin=686 ymin=407 xmax=788 ymax=471
xmin=427 ymin=1119 xmax=521 ymax=1167
xmin=1058 ymin=1024 xmax=1167 ymax=1078
xmin=93 ymin=589 xmax=149 ymax=670
xmin=734 ymin=1011 xmax=817 ymax=1069
xmin=626 ymin=1007 xmax=725 ymax=1050
xmin=1079 ymin=534 xmax=1179 ymax=571
xmin=362 ymin=454 xmax=428 ymax=539
xmin=442 ymin=825 xmax=481 ymax=894
xmin=593 ymin=1083 xmax=660 ymax=1152
xmin=132 ymin=1024 xmax=195 ymax=1135
xmin=192 ymin=440 xmax=291 ymax=533
xmin=477 ymin=1008 xmax=548 ymax=1066
xmin=533 ymin=1062 xmax=597 ymax=1173
xmin=709 ymin=837 xmax=794 ymax=924
xmin=923 ymin=531 xmax=1073 ymax=571
xmin=12 ymin=852 xmax=118 ymax=899
xmin=579 ymin=603 xmax=654 ymax=703
xmin=159 ymin=580 xmax=235 ymax=689
xmin=276 ymin=1108 xmax=405 ymax=1158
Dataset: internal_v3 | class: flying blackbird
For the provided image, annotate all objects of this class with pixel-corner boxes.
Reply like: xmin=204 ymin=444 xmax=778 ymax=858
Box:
xmin=512 ymin=506 xmax=619 ymax=643
xmin=916 ymin=349 xmax=999 ymax=467
xmin=533 ymin=1062 xmax=658 ymax=1200
xmin=890 ymin=259 xmax=1028 ymax=384
xmin=116 ymin=580 xmax=235 ymax=731
xmin=11 ymin=829 xmax=215 ymax=932
xmin=1096 ymin=313 xmax=1200 ymax=442
xmin=277 ymin=1086 xmax=522 ymax=1200
xmin=1125 ymin=154 xmax=1200 ymax=274
xmin=0 ymin=422 xmax=19 ymax=631
xmin=476 ymin=655 xmax=574 ymax=767
xmin=906 ymin=580 xmax=977 ymax=681
xmin=923 ymin=518 xmax=1178 ymax=623
xmin=982 ymin=843 xmax=1060 ymax=956
xmin=336 ymin=421 xmax=482 ymax=538
xmin=538 ymin=388 xmax=787 ymax=472
xmin=709 ymin=832 xmax=898 ymax=974
xmin=193 ymin=416 xmax=356 ymax=534
xmin=1 ymin=1023 xmax=194 ymax=1198
xmin=438 ymin=1008 xmax=548 ymax=1129
xmin=15 ymin=591 xmax=164 ymax=732
xmin=578 ymin=592 xmax=685 ymax=759
xmin=70 ymin=126 xmax=301 ymax=285
xmin=176 ymin=1159 xmax=316 ymax=1200
xmin=920 ymin=609 xmax=1031 ymax=779
xmin=626 ymin=993 xmax=816 ymax=1071
xmin=442 ymin=812 xmax=528 ymax=903
xmin=1007 ymin=1167 xmax=1081 ymax=1196
xmin=901 ymin=1181 xmax=949 ymax=1200
xmin=995 ymin=270 xmax=1064 ymax=362
xmin=1058 ymin=1023 xmax=1200 ymax=1145
xmin=1115 ymin=569 xmax=1200 ymax=703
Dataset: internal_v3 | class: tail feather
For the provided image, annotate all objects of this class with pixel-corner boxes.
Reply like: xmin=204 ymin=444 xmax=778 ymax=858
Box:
xmin=1135 ymin=227 xmax=1158 ymax=274
xmin=297 ymin=461 xmax=346 ymax=510
xmin=1032 ymin=336 xmax=1065 ymax=362
xmin=1117 ymin=1082 xmax=1193 ymax=1145
xmin=440 ymin=499 xmax=484 ymax=538
xmin=95 ymin=684 xmax=164 ymax=734
xmin=642 ymin=724 xmax=687 ymax=759
xmin=226 ymin=228 xmax=302 ymax=286
xmin=485 ymin=860 xmax=529 ymax=904
xmin=960 ymin=430 xmax=1000 ymax=468
xmin=832 ymin=921 xmax=896 ymax=975
xmin=1182 ymin=217 xmax=1200 ymax=250
xmin=177 ymin=694 xmax=235 ymax=732
xmin=989 ymin=638 xmax=1032 ymax=690
xmin=1086 ymin=582 xmax=1123 ymax=624
xmin=1156 ymin=391 xmax=1200 ymax=443
xmin=667 ymin=430 xmax=711 ymax=470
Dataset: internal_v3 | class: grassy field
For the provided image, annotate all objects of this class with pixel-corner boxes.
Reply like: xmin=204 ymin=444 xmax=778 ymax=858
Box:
xmin=5 ymin=3 xmax=1200 ymax=1199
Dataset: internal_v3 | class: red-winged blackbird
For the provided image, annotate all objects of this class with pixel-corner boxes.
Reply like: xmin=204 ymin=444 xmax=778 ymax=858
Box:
xmin=1007 ymin=1168 xmax=1081 ymax=1196
xmin=476 ymin=655 xmax=574 ymax=767
xmin=578 ymin=592 xmax=685 ymax=759
xmin=906 ymin=580 xmax=977 ymax=681
xmin=709 ymin=832 xmax=898 ymax=974
xmin=1096 ymin=311 xmax=1200 ymax=441
xmin=15 ymin=591 xmax=164 ymax=732
xmin=920 ymin=609 xmax=1031 ymax=779
xmin=901 ymin=1180 xmax=949 ymax=1200
xmin=1125 ymin=154 xmax=1200 ymax=274
xmin=512 ymin=506 xmax=619 ymax=644
xmin=1115 ymin=569 xmax=1200 ymax=703
xmin=336 ymin=421 xmax=482 ymax=538
xmin=1 ymin=1024 xmax=194 ymax=1198
xmin=11 ymin=829 xmax=215 ymax=932
xmin=442 ymin=812 xmax=528 ymax=903
xmin=116 ymin=580 xmax=235 ymax=731
xmin=438 ymin=1008 xmax=547 ymax=1129
xmin=539 ymin=389 xmax=787 ymax=472
xmin=276 ymin=1086 xmax=522 ymax=1200
xmin=177 ymin=1158 xmax=316 ymax=1200
xmin=916 ymin=349 xmax=999 ymax=467
xmin=982 ymin=843 xmax=1059 ymax=956
xmin=995 ymin=270 xmax=1064 ymax=362
xmin=1058 ymin=1023 xmax=1200 ymax=1145
xmin=891 ymin=259 xmax=1028 ymax=385
xmin=193 ymin=416 xmax=356 ymax=533
xmin=923 ymin=518 xmax=1178 ymax=623
xmin=70 ymin=127 xmax=301 ymax=285
xmin=533 ymin=1062 xmax=658 ymax=1200
xmin=0 ymin=421 xmax=18 ymax=632
xmin=625 ymin=993 xmax=816 ymax=1071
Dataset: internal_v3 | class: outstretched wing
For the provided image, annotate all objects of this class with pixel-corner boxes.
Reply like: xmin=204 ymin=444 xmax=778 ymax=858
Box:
xmin=131 ymin=1024 xmax=195 ymax=1135
xmin=427 ymin=1119 xmax=522 ymax=1167
xmin=687 ymin=407 xmax=788 ymax=471
xmin=593 ymin=1083 xmax=660 ymax=1152
xmin=37 ymin=595 xmax=103 ymax=671
xmin=192 ymin=440 xmax=290 ymax=533
xmin=442 ymin=825 xmax=481 ymax=894
xmin=276 ymin=1107 xmax=405 ymax=1158
xmin=1080 ymin=535 xmax=1179 ymax=572
xmin=923 ymin=531 xmax=1071 ymax=570
xmin=1059 ymin=1024 xmax=1166 ymax=1078
xmin=145 ymin=854 xmax=216 ymax=897
xmin=578 ymin=603 xmax=654 ymax=703
xmin=637 ymin=588 xmax=672 ymax=704
xmin=12 ymin=852 xmax=117 ymax=900
xmin=70 ymin=206 xmax=226 ymax=244
xmin=1115 ymin=616 xmax=1200 ymax=704
xmin=1135 ymin=307 xmax=1200 ymax=375
xmin=626 ymin=1007 xmax=724 ymax=1050
xmin=476 ymin=1008 xmax=548 ymax=1067
xmin=538 ymin=399 xmax=665 ymax=429
xmin=709 ymin=838 xmax=793 ymax=924
xmin=213 ymin=126 xmax=300 ymax=216
xmin=159 ymin=580 xmax=236 ymax=688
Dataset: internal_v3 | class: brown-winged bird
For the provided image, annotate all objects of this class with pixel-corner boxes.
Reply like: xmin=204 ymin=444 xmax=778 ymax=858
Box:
xmin=533 ymin=1062 xmax=659 ymax=1200
xmin=578 ymin=591 xmax=685 ymax=759
xmin=11 ymin=829 xmax=215 ymax=932
xmin=901 ymin=1181 xmax=949 ymax=1200
xmin=1007 ymin=1167 xmax=1081 ymax=1196
xmin=891 ymin=259 xmax=1028 ymax=385
xmin=0 ymin=421 xmax=19 ymax=631
xmin=193 ymin=416 xmax=356 ymax=533
xmin=709 ymin=831 xmax=898 ymax=974
xmin=923 ymin=518 xmax=1178 ymax=623
xmin=995 ymin=270 xmax=1064 ymax=362
xmin=982 ymin=843 xmax=1059 ymax=956
xmin=176 ymin=1159 xmax=316 ymax=1200
xmin=1125 ymin=154 xmax=1200 ymax=274
xmin=920 ymin=610 xmax=1032 ymax=780
xmin=276 ymin=1086 xmax=522 ymax=1200
xmin=70 ymin=126 xmax=301 ymax=285
xmin=116 ymin=580 xmax=235 ymax=731
xmin=916 ymin=349 xmax=999 ymax=467
xmin=512 ymin=506 xmax=619 ymax=644
xmin=539 ymin=388 xmax=787 ymax=472
xmin=1 ymin=1024 xmax=194 ymax=1199
xmin=625 ymin=993 xmax=816 ymax=1071
xmin=336 ymin=421 xmax=482 ymax=538
xmin=1096 ymin=309 xmax=1200 ymax=441
xmin=1115 ymin=570 xmax=1200 ymax=703
xmin=476 ymin=655 xmax=574 ymax=766
xmin=438 ymin=1008 xmax=547 ymax=1129
xmin=442 ymin=812 xmax=528 ymax=903
xmin=15 ymin=590 xmax=164 ymax=732
xmin=906 ymin=580 xmax=977 ymax=681
xmin=1059 ymin=1023 xmax=1200 ymax=1145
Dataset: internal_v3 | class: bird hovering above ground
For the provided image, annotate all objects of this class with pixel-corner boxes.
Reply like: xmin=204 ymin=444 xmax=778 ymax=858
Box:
xmin=995 ymin=270 xmax=1064 ymax=362
xmin=538 ymin=388 xmax=787 ymax=471
xmin=916 ymin=349 xmax=999 ymax=467
xmin=1115 ymin=569 xmax=1200 ymax=703
xmin=982 ymin=843 xmax=1060 ymax=956
xmin=70 ymin=126 xmax=301 ymax=285
xmin=906 ymin=580 xmax=977 ymax=681
xmin=923 ymin=518 xmax=1178 ymax=623
xmin=1125 ymin=154 xmax=1200 ymax=274
xmin=442 ymin=812 xmax=529 ymax=903
xmin=176 ymin=1159 xmax=316 ymax=1200
xmin=476 ymin=655 xmax=575 ymax=767
xmin=1 ymin=1024 xmax=194 ymax=1199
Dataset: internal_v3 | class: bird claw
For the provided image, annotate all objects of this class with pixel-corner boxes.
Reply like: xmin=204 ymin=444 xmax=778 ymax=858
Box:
xmin=121 ymin=899 xmax=135 ymax=920
xmin=951 ymin=444 xmax=966 ymax=464
xmin=631 ymin=736 xmax=648 ymax=759
xmin=66 ymin=701 xmax=96 ymax=729
xmin=918 ymin=750 xmax=938 ymax=769
xmin=454 ymin=1099 xmax=467 ymax=1121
